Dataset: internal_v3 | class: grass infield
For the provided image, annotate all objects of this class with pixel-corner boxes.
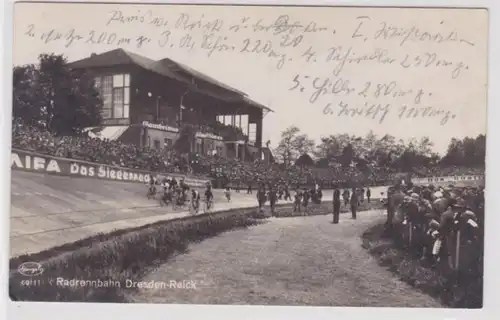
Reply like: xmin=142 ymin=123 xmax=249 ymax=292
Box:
xmin=10 ymin=199 xmax=384 ymax=302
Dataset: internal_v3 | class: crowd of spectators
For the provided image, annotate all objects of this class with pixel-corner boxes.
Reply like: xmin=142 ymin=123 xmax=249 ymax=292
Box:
xmin=385 ymin=181 xmax=484 ymax=307
xmin=12 ymin=121 xmax=191 ymax=174
xmin=412 ymin=166 xmax=484 ymax=178
xmin=12 ymin=122 xmax=485 ymax=189
xmin=195 ymin=120 xmax=248 ymax=141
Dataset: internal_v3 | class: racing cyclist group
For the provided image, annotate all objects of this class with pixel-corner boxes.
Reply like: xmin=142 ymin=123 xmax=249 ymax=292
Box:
xmin=147 ymin=173 xmax=214 ymax=213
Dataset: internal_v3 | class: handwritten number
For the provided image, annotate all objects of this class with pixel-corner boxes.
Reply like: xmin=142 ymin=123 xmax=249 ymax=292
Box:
xmin=25 ymin=24 xmax=35 ymax=37
xmin=158 ymin=31 xmax=171 ymax=47
xmin=374 ymin=82 xmax=396 ymax=98
xmin=97 ymin=32 xmax=107 ymax=44
xmin=280 ymin=34 xmax=303 ymax=47
xmin=301 ymin=46 xmax=316 ymax=62
xmin=240 ymin=39 xmax=251 ymax=53
xmin=253 ymin=40 xmax=261 ymax=52
xmin=86 ymin=31 xmax=96 ymax=44
xmin=240 ymin=38 xmax=271 ymax=54
xmin=400 ymin=54 xmax=411 ymax=68
xmin=358 ymin=82 xmax=371 ymax=97
xmin=289 ymin=75 xmax=301 ymax=91
xmin=261 ymin=41 xmax=272 ymax=53
xmin=107 ymin=33 xmax=117 ymax=45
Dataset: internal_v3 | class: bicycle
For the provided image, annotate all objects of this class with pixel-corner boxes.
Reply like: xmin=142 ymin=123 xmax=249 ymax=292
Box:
xmin=159 ymin=192 xmax=172 ymax=207
xmin=146 ymin=185 xmax=157 ymax=199
xmin=189 ymin=198 xmax=200 ymax=215
xmin=203 ymin=197 xmax=214 ymax=213
xmin=172 ymin=191 xmax=189 ymax=210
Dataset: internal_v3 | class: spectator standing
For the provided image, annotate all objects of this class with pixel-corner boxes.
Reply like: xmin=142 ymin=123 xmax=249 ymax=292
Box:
xmin=350 ymin=187 xmax=358 ymax=219
xmin=268 ymin=187 xmax=277 ymax=215
xmin=343 ymin=189 xmax=350 ymax=206
xmin=333 ymin=186 xmax=341 ymax=224
xmin=257 ymin=185 xmax=267 ymax=212
xmin=302 ymin=188 xmax=310 ymax=216
xmin=293 ymin=189 xmax=302 ymax=213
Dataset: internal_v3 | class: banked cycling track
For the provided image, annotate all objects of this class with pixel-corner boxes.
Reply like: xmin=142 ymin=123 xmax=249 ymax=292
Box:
xmin=10 ymin=171 xmax=272 ymax=257
xmin=10 ymin=170 xmax=394 ymax=257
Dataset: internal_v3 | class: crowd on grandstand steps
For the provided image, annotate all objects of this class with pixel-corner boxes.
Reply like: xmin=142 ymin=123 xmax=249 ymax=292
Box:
xmin=12 ymin=121 xmax=485 ymax=189
xmin=11 ymin=121 xmax=191 ymax=173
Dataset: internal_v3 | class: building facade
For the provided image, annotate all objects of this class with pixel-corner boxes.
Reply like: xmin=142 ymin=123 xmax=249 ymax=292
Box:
xmin=69 ymin=49 xmax=271 ymax=161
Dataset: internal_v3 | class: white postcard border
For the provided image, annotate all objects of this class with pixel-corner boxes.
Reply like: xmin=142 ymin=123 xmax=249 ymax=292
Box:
xmin=1 ymin=0 xmax=498 ymax=319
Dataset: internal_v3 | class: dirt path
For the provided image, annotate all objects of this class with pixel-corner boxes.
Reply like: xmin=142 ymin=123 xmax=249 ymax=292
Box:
xmin=125 ymin=210 xmax=442 ymax=307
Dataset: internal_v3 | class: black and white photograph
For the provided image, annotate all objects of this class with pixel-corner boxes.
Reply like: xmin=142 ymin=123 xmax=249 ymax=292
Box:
xmin=8 ymin=1 xmax=488 ymax=310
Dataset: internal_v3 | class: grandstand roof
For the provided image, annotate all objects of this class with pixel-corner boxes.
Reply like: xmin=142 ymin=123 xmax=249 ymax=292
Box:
xmin=68 ymin=49 xmax=273 ymax=112
xmin=153 ymin=58 xmax=247 ymax=96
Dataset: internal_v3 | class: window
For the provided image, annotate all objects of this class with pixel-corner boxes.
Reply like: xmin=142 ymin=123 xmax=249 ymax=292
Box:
xmin=248 ymin=123 xmax=257 ymax=144
xmin=94 ymin=73 xmax=130 ymax=120
xmin=101 ymin=76 xmax=113 ymax=119
xmin=113 ymin=88 xmax=124 ymax=118
xmin=154 ymin=140 xmax=160 ymax=149
xmin=113 ymin=74 xmax=124 ymax=88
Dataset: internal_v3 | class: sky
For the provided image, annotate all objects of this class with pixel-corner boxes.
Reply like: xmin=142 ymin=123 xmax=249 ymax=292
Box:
xmin=12 ymin=2 xmax=488 ymax=155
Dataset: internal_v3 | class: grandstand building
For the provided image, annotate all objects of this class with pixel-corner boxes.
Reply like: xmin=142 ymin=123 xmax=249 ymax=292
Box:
xmin=69 ymin=49 xmax=272 ymax=161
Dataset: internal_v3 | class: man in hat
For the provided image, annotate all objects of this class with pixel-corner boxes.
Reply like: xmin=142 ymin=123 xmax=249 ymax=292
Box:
xmin=438 ymin=197 xmax=463 ymax=269
xmin=332 ymin=185 xmax=341 ymax=224
xmin=423 ymin=212 xmax=441 ymax=264
xmin=293 ymin=188 xmax=302 ymax=213
xmin=343 ymin=189 xmax=350 ymax=207
xmin=350 ymin=187 xmax=358 ymax=219
xmin=257 ymin=185 xmax=267 ymax=212
xmin=405 ymin=193 xmax=424 ymax=255
xmin=302 ymin=188 xmax=311 ymax=216
xmin=268 ymin=186 xmax=277 ymax=215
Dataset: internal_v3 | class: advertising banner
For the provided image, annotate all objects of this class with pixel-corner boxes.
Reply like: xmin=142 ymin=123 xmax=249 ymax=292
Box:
xmin=11 ymin=149 xmax=210 ymax=187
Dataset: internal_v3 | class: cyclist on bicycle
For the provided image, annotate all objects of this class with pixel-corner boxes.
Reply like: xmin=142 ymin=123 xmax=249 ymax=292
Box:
xmin=205 ymin=183 xmax=214 ymax=207
xmin=146 ymin=173 xmax=156 ymax=197
xmin=191 ymin=189 xmax=201 ymax=212
xmin=180 ymin=178 xmax=190 ymax=199
xmin=224 ymin=187 xmax=231 ymax=202
xmin=160 ymin=179 xmax=172 ymax=204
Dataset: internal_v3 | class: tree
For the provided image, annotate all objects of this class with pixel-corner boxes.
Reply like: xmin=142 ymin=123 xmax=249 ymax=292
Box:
xmin=293 ymin=134 xmax=315 ymax=155
xmin=314 ymin=133 xmax=353 ymax=166
xmin=273 ymin=126 xmax=315 ymax=167
xmin=295 ymin=153 xmax=314 ymax=167
xmin=441 ymin=138 xmax=465 ymax=166
xmin=441 ymin=134 xmax=486 ymax=166
xmin=12 ymin=53 xmax=102 ymax=135
xmin=13 ymin=64 xmax=39 ymax=123
xmin=340 ymin=143 xmax=355 ymax=167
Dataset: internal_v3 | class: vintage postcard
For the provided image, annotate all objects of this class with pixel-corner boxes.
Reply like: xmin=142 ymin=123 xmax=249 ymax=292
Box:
xmin=9 ymin=1 xmax=487 ymax=309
